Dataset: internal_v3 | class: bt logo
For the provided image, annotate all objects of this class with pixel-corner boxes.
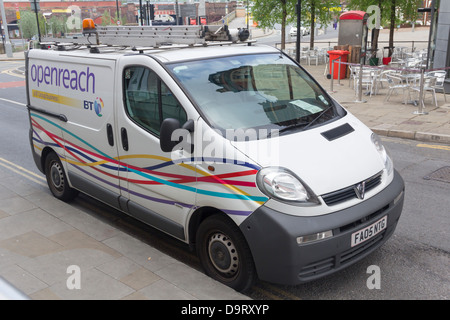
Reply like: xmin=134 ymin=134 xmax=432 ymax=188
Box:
xmin=83 ymin=97 xmax=104 ymax=117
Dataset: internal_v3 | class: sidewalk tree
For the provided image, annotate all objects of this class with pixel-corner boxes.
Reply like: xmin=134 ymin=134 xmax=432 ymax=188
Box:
xmin=252 ymin=0 xmax=296 ymax=50
xmin=301 ymin=0 xmax=340 ymax=49
xmin=18 ymin=10 xmax=46 ymax=40
xmin=48 ymin=15 xmax=67 ymax=37
xmin=252 ymin=0 xmax=339 ymax=50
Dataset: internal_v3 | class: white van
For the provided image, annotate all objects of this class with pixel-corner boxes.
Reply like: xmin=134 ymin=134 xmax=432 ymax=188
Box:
xmin=26 ymin=22 xmax=404 ymax=292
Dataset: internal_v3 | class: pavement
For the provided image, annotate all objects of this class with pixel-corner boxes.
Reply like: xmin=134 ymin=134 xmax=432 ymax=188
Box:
xmin=0 ymin=19 xmax=449 ymax=301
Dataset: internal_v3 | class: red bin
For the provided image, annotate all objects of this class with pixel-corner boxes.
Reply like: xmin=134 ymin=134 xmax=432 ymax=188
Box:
xmin=328 ymin=50 xmax=350 ymax=80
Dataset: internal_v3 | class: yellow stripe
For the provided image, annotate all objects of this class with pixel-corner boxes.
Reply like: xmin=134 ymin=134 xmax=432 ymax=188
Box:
xmin=417 ymin=143 xmax=450 ymax=151
xmin=32 ymin=89 xmax=81 ymax=108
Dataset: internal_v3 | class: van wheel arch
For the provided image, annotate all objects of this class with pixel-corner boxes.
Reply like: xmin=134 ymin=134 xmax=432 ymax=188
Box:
xmin=40 ymin=147 xmax=54 ymax=175
xmin=190 ymin=207 xmax=257 ymax=292
xmin=43 ymin=150 xmax=78 ymax=202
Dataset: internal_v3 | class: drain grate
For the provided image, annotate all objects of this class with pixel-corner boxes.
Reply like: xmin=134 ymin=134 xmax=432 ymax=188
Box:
xmin=424 ymin=166 xmax=450 ymax=183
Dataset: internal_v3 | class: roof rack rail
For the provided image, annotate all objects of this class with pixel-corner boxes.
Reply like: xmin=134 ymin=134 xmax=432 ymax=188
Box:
xmin=41 ymin=19 xmax=251 ymax=49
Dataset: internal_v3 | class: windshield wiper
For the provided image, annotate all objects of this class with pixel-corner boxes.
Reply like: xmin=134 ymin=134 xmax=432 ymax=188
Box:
xmin=266 ymin=105 xmax=334 ymax=138
xmin=267 ymin=121 xmax=309 ymax=138
xmin=301 ymin=105 xmax=334 ymax=131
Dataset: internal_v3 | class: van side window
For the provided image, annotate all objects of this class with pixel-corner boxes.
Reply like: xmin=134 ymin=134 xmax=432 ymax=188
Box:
xmin=124 ymin=66 xmax=187 ymax=136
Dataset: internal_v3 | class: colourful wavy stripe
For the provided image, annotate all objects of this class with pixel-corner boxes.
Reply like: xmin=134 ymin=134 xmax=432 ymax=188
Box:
xmin=31 ymin=113 xmax=268 ymax=204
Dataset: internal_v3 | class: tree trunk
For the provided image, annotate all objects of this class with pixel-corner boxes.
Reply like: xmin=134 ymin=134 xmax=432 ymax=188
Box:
xmin=371 ymin=28 xmax=379 ymax=59
xmin=281 ymin=0 xmax=287 ymax=50
xmin=310 ymin=3 xmax=315 ymax=50
xmin=389 ymin=0 xmax=396 ymax=57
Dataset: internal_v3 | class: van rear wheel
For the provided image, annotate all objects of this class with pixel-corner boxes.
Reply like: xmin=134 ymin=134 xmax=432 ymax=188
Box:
xmin=45 ymin=152 xmax=78 ymax=202
xmin=196 ymin=214 xmax=256 ymax=292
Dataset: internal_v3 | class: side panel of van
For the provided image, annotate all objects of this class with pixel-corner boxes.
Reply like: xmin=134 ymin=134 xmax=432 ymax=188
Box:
xmin=57 ymin=56 xmax=121 ymax=209
xmin=28 ymin=50 xmax=123 ymax=209
xmin=115 ymin=55 xmax=199 ymax=240
xmin=28 ymin=51 xmax=65 ymax=169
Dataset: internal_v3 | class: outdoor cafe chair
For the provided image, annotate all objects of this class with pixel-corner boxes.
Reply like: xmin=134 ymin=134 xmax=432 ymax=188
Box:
xmin=426 ymin=70 xmax=447 ymax=102
xmin=409 ymin=76 xmax=438 ymax=107
xmin=307 ymin=49 xmax=319 ymax=66
xmin=373 ymin=69 xmax=395 ymax=94
xmin=385 ymin=73 xmax=411 ymax=103
xmin=354 ymin=68 xmax=376 ymax=97
xmin=348 ymin=64 xmax=359 ymax=88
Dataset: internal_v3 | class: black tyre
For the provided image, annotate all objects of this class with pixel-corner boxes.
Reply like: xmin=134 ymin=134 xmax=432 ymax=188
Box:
xmin=196 ymin=214 xmax=256 ymax=292
xmin=45 ymin=152 xmax=78 ymax=202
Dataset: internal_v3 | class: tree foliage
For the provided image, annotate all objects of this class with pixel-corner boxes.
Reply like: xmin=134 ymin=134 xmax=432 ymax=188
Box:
xmin=252 ymin=0 xmax=340 ymax=50
xmin=48 ymin=15 xmax=67 ymax=36
xmin=252 ymin=0 xmax=296 ymax=50
xmin=18 ymin=11 xmax=46 ymax=40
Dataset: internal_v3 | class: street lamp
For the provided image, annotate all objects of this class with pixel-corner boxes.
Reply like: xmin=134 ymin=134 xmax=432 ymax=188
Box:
xmin=0 ymin=0 xmax=13 ymax=57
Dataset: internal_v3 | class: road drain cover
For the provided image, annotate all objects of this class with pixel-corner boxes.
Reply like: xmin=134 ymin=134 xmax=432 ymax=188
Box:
xmin=424 ymin=166 xmax=450 ymax=183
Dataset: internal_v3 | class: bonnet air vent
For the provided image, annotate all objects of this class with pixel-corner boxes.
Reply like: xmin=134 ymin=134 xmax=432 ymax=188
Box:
xmin=321 ymin=123 xmax=354 ymax=141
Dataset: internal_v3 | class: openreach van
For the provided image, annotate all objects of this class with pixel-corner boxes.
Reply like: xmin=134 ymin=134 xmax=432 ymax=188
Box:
xmin=26 ymin=20 xmax=404 ymax=292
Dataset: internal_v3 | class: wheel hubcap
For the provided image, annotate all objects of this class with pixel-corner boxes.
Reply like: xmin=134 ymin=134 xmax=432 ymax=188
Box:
xmin=50 ymin=162 xmax=64 ymax=191
xmin=208 ymin=232 xmax=239 ymax=276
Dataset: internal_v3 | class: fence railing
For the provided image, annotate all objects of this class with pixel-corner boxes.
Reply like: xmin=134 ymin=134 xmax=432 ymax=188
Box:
xmin=276 ymin=40 xmax=429 ymax=52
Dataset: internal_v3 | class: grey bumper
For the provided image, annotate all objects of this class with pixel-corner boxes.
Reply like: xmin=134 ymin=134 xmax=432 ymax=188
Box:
xmin=240 ymin=170 xmax=405 ymax=285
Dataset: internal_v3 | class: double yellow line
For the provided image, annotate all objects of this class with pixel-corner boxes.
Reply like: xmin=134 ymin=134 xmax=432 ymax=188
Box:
xmin=417 ymin=143 xmax=450 ymax=151
xmin=0 ymin=157 xmax=47 ymax=187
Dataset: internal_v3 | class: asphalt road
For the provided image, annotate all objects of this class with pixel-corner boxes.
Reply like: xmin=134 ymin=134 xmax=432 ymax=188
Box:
xmin=0 ymin=60 xmax=449 ymax=300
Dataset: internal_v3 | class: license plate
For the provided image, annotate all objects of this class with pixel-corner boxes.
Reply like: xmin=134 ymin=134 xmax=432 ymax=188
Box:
xmin=351 ymin=216 xmax=387 ymax=247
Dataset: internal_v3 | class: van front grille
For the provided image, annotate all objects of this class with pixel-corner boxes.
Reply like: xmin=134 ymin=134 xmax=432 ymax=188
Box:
xmin=322 ymin=172 xmax=382 ymax=206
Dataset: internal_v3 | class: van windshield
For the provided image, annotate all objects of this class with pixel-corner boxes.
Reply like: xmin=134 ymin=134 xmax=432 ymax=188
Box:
xmin=168 ymin=53 xmax=339 ymax=137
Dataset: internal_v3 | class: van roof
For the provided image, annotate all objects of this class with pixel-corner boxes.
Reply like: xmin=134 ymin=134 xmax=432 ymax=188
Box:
xmin=32 ymin=43 xmax=281 ymax=64
xmin=149 ymin=44 xmax=280 ymax=64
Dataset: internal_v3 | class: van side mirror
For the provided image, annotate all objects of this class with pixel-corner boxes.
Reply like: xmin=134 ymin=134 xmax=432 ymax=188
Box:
xmin=160 ymin=118 xmax=194 ymax=153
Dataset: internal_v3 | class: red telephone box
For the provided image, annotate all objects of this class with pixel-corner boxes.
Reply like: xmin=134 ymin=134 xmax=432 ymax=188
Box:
xmin=338 ymin=11 xmax=368 ymax=47
xmin=338 ymin=11 xmax=369 ymax=64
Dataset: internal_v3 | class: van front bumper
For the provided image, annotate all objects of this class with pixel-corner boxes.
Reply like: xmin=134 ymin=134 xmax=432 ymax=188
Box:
xmin=240 ymin=170 xmax=405 ymax=285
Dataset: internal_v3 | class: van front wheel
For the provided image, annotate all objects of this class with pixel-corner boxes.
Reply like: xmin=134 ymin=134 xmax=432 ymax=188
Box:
xmin=45 ymin=152 xmax=78 ymax=202
xmin=196 ymin=214 xmax=256 ymax=292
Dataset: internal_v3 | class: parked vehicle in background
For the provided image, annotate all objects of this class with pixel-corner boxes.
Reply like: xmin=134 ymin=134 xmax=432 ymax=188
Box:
xmin=290 ymin=25 xmax=310 ymax=37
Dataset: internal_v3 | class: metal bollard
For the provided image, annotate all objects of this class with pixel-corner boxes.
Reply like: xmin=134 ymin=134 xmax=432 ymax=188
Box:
xmin=329 ymin=56 xmax=342 ymax=93
xmin=413 ymin=67 xmax=428 ymax=115
xmin=337 ymin=56 xmax=342 ymax=86
xmin=355 ymin=60 xmax=367 ymax=103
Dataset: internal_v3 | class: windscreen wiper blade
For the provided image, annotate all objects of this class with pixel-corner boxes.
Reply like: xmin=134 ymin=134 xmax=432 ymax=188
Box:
xmin=267 ymin=121 xmax=309 ymax=138
xmin=301 ymin=105 xmax=334 ymax=131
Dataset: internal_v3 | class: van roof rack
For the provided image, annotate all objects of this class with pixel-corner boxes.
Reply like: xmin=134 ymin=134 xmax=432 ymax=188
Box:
xmin=41 ymin=19 xmax=251 ymax=51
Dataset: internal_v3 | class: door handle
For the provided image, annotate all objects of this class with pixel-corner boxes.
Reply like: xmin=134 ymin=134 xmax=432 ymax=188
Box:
xmin=106 ymin=123 xmax=114 ymax=146
xmin=121 ymin=127 xmax=128 ymax=151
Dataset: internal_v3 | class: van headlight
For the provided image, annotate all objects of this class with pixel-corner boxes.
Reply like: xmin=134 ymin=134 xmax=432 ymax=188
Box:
xmin=256 ymin=167 xmax=319 ymax=205
xmin=371 ymin=133 xmax=393 ymax=176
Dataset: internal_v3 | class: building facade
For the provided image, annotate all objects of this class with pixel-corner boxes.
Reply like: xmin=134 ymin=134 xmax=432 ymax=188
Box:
xmin=434 ymin=0 xmax=450 ymax=78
